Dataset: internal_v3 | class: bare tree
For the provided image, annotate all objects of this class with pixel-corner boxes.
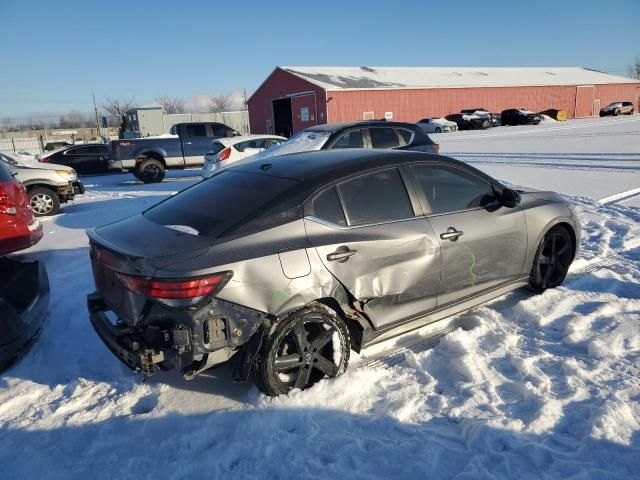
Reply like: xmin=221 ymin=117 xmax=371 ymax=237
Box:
xmin=155 ymin=95 xmax=186 ymax=114
xmin=630 ymin=56 xmax=640 ymax=80
xmin=207 ymin=93 xmax=231 ymax=113
xmin=102 ymin=97 xmax=136 ymax=126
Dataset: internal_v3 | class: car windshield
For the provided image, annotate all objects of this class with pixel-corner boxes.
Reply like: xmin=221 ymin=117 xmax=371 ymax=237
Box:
xmin=249 ymin=130 xmax=331 ymax=161
xmin=143 ymin=170 xmax=301 ymax=238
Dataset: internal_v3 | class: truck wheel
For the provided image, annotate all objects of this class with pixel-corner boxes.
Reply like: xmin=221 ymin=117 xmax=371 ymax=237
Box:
xmin=252 ymin=304 xmax=350 ymax=396
xmin=136 ymin=159 xmax=165 ymax=183
xmin=29 ymin=187 xmax=60 ymax=216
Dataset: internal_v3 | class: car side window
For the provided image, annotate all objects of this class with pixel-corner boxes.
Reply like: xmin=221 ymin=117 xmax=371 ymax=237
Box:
xmin=307 ymin=187 xmax=347 ymax=226
xmin=395 ymin=128 xmax=413 ymax=146
xmin=234 ymin=139 xmax=268 ymax=152
xmin=209 ymin=124 xmax=228 ymax=138
xmin=369 ymin=127 xmax=400 ymax=149
xmin=266 ymin=138 xmax=284 ymax=148
xmin=185 ymin=124 xmax=207 ymax=137
xmin=331 ymin=129 xmax=364 ymax=149
xmin=338 ymin=168 xmax=413 ymax=226
xmin=67 ymin=146 xmax=92 ymax=155
xmin=410 ymin=165 xmax=496 ymax=215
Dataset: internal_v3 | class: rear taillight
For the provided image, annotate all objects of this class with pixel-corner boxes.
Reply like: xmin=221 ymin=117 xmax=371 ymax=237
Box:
xmin=216 ymin=147 xmax=231 ymax=162
xmin=0 ymin=188 xmax=17 ymax=215
xmin=115 ymin=272 xmax=232 ymax=300
xmin=40 ymin=156 xmax=50 ymax=163
xmin=433 ymin=144 xmax=440 ymax=153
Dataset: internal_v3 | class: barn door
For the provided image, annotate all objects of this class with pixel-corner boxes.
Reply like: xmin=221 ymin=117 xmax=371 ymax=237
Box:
xmin=575 ymin=85 xmax=595 ymax=117
xmin=291 ymin=93 xmax=317 ymax=134
xmin=593 ymin=99 xmax=600 ymax=116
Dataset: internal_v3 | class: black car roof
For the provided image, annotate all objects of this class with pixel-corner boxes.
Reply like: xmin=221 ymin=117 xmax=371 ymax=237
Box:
xmin=231 ymin=149 xmax=497 ymax=192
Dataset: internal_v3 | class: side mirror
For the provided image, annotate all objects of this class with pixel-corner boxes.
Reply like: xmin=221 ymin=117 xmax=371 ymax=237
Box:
xmin=501 ymin=188 xmax=521 ymax=208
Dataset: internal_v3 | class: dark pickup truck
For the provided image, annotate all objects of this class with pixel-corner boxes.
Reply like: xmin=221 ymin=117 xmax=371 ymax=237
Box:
xmin=108 ymin=122 xmax=240 ymax=183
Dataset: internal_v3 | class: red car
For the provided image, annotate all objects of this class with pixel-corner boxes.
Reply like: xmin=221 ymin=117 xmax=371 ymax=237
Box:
xmin=0 ymin=160 xmax=43 ymax=255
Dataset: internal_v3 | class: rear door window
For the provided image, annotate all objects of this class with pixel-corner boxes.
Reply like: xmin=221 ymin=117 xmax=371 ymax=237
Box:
xmin=395 ymin=128 xmax=413 ymax=146
xmin=185 ymin=124 xmax=207 ymax=137
xmin=338 ymin=168 xmax=413 ymax=226
xmin=369 ymin=127 xmax=400 ymax=149
xmin=144 ymin=171 xmax=300 ymax=238
xmin=307 ymin=187 xmax=347 ymax=226
xmin=331 ymin=129 xmax=364 ymax=149
xmin=234 ymin=139 xmax=268 ymax=152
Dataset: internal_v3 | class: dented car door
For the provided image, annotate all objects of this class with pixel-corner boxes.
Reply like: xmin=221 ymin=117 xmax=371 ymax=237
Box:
xmin=303 ymin=167 xmax=441 ymax=329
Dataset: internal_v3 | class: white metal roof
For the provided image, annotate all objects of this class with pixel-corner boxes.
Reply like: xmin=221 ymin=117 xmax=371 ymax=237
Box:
xmin=280 ymin=66 xmax=640 ymax=90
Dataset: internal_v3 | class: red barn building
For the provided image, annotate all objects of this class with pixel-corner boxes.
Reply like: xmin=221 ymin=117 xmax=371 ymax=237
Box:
xmin=248 ymin=66 xmax=640 ymax=136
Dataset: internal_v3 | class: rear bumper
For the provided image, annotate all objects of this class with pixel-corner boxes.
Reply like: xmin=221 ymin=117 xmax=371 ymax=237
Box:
xmin=88 ymin=293 xmax=166 ymax=375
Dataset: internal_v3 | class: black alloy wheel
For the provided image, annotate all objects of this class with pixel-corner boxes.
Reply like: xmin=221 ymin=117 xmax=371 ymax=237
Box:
xmin=530 ymin=226 xmax=573 ymax=292
xmin=253 ymin=304 xmax=350 ymax=396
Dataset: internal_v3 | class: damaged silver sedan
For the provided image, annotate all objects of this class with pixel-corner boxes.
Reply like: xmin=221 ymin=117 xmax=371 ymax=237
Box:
xmin=87 ymin=150 xmax=579 ymax=395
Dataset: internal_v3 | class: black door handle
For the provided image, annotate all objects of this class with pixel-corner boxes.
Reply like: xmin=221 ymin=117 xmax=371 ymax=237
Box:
xmin=440 ymin=227 xmax=463 ymax=241
xmin=327 ymin=246 xmax=357 ymax=263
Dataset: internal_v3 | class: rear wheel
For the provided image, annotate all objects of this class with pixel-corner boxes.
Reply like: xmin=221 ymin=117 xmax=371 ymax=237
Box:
xmin=614 ymin=109 xmax=621 ymax=116
xmin=529 ymin=226 xmax=573 ymax=293
xmin=252 ymin=304 xmax=350 ymax=396
xmin=136 ymin=158 xmax=165 ymax=183
xmin=29 ymin=187 xmax=60 ymax=216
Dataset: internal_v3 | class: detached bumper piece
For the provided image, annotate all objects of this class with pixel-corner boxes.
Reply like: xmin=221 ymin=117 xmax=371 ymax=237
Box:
xmin=87 ymin=293 xmax=192 ymax=377
xmin=0 ymin=257 xmax=50 ymax=373
xmin=73 ymin=181 xmax=85 ymax=195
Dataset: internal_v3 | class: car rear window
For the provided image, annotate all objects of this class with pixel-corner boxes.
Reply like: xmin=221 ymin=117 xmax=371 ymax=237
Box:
xmin=144 ymin=171 xmax=301 ymax=238
xmin=208 ymin=141 xmax=226 ymax=155
xmin=0 ymin=160 xmax=13 ymax=181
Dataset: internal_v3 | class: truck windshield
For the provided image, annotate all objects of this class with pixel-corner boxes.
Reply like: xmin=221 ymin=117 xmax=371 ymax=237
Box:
xmin=143 ymin=170 xmax=300 ymax=238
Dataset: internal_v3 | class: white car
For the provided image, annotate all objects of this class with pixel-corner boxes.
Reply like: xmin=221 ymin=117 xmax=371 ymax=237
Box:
xmin=202 ymin=134 xmax=286 ymax=178
xmin=416 ymin=117 xmax=458 ymax=133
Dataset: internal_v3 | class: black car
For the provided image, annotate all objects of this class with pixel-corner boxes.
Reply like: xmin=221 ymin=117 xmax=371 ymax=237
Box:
xmin=460 ymin=108 xmax=501 ymax=127
xmin=500 ymin=109 xmax=541 ymax=126
xmin=250 ymin=121 xmax=439 ymax=161
xmin=38 ymin=143 xmax=110 ymax=175
xmin=445 ymin=114 xmax=491 ymax=130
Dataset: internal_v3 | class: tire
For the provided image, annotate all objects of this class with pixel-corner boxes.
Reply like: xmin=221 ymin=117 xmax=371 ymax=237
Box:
xmin=435 ymin=127 xmax=442 ymax=133
xmin=136 ymin=158 xmax=165 ymax=183
xmin=529 ymin=226 xmax=574 ymax=293
xmin=29 ymin=187 xmax=60 ymax=216
xmin=614 ymin=109 xmax=620 ymax=116
xmin=252 ymin=303 xmax=351 ymax=396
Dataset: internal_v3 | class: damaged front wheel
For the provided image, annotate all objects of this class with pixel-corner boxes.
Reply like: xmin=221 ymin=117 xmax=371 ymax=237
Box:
xmin=252 ymin=304 xmax=350 ymax=396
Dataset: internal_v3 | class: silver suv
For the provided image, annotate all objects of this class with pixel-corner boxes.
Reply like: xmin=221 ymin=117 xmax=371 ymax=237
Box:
xmin=0 ymin=152 xmax=85 ymax=216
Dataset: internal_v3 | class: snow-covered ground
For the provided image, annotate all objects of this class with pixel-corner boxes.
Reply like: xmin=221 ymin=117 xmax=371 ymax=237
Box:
xmin=1 ymin=117 xmax=639 ymax=479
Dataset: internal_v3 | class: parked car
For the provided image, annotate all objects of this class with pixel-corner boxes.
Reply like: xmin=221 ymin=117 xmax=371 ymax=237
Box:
xmin=460 ymin=108 xmax=501 ymax=127
xmin=202 ymin=135 xmax=286 ymax=179
xmin=0 ymin=256 xmax=50 ymax=373
xmin=416 ymin=117 xmax=458 ymax=133
xmin=599 ymin=102 xmax=634 ymax=116
xmin=500 ymin=109 xmax=542 ymax=126
xmin=38 ymin=143 xmax=110 ymax=175
xmin=248 ymin=121 xmax=439 ymax=164
xmin=445 ymin=113 xmax=491 ymax=130
xmin=87 ymin=149 xmax=579 ymax=396
xmin=109 ymin=122 xmax=241 ymax=183
xmin=0 ymin=152 xmax=84 ymax=216
xmin=0 ymin=159 xmax=43 ymax=255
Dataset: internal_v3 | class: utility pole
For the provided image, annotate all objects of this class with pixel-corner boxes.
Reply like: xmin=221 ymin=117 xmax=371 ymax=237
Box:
xmin=92 ymin=91 xmax=101 ymax=139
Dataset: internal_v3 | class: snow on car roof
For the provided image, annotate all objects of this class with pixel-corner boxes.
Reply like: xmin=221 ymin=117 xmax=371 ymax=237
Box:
xmin=280 ymin=66 xmax=640 ymax=90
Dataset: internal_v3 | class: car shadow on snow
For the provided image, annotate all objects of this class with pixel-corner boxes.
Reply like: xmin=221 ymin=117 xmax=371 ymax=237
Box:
xmin=0 ymin=407 xmax=638 ymax=479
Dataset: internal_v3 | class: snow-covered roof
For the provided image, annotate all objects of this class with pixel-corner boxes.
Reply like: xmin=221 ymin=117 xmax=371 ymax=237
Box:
xmin=280 ymin=66 xmax=640 ymax=90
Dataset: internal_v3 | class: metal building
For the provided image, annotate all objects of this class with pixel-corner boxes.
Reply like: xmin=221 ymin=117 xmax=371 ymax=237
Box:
xmin=248 ymin=66 xmax=640 ymax=136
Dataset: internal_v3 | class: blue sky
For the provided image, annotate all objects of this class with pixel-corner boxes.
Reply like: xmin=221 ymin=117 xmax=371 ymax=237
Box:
xmin=1 ymin=0 xmax=638 ymax=119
